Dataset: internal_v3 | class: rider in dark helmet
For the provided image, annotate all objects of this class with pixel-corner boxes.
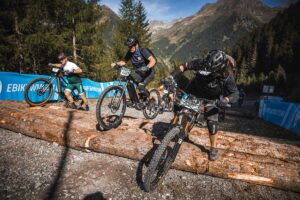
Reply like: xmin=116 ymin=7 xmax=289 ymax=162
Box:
xmin=173 ymin=49 xmax=239 ymax=161
xmin=113 ymin=35 xmax=156 ymax=97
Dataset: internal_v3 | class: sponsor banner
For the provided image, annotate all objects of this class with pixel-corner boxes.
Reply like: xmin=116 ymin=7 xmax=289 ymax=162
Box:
xmin=0 ymin=72 xmax=118 ymax=101
xmin=259 ymin=98 xmax=300 ymax=135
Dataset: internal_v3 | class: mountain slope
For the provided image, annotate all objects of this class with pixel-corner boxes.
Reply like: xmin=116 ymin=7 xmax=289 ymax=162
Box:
xmin=99 ymin=5 xmax=119 ymax=44
xmin=152 ymin=0 xmax=278 ymax=62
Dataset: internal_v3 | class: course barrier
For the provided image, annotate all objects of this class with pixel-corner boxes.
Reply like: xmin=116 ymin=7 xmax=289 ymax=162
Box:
xmin=0 ymin=72 xmax=117 ymax=101
xmin=259 ymin=97 xmax=300 ymax=135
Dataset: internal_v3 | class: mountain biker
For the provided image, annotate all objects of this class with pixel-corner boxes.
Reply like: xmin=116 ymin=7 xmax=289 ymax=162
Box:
xmin=173 ymin=50 xmax=239 ymax=161
xmin=113 ymin=36 xmax=156 ymax=97
xmin=49 ymin=53 xmax=89 ymax=111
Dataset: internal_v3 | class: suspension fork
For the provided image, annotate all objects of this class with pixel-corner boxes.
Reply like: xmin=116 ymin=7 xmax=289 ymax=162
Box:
xmin=174 ymin=114 xmax=191 ymax=139
xmin=40 ymin=76 xmax=55 ymax=93
xmin=113 ymin=80 xmax=128 ymax=109
xmin=171 ymin=115 xmax=179 ymax=125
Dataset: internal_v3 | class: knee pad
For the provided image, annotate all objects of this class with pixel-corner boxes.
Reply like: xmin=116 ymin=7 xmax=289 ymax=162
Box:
xmin=207 ymin=121 xmax=218 ymax=135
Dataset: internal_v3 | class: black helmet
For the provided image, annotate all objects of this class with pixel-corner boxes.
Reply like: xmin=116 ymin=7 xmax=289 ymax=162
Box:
xmin=124 ymin=36 xmax=139 ymax=47
xmin=58 ymin=52 xmax=67 ymax=60
xmin=206 ymin=50 xmax=227 ymax=73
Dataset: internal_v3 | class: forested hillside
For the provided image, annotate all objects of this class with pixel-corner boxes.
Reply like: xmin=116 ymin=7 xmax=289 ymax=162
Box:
xmin=0 ymin=0 xmax=169 ymax=86
xmin=229 ymin=2 xmax=300 ymax=101
xmin=152 ymin=0 xmax=278 ymax=63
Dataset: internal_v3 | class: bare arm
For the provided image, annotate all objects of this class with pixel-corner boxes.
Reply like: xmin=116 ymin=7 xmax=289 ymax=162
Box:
xmin=51 ymin=63 xmax=62 ymax=68
xmin=73 ymin=68 xmax=82 ymax=74
xmin=116 ymin=60 xmax=127 ymax=66
xmin=147 ymin=56 xmax=156 ymax=69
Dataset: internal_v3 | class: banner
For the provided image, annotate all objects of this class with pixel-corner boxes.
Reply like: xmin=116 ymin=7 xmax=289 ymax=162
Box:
xmin=259 ymin=98 xmax=300 ymax=135
xmin=0 ymin=72 xmax=118 ymax=101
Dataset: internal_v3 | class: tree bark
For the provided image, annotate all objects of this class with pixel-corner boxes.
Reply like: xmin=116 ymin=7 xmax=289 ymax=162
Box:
xmin=0 ymin=101 xmax=299 ymax=192
xmin=72 ymin=17 xmax=77 ymax=63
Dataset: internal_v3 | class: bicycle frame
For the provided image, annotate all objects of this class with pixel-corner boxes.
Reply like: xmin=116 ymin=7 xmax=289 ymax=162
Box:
xmin=111 ymin=67 xmax=141 ymax=109
xmin=45 ymin=69 xmax=78 ymax=101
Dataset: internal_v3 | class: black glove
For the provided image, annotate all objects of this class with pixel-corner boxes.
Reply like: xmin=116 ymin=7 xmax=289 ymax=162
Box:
xmin=138 ymin=66 xmax=149 ymax=72
xmin=216 ymin=97 xmax=230 ymax=108
xmin=171 ymin=68 xmax=182 ymax=78
xmin=48 ymin=63 xmax=53 ymax=67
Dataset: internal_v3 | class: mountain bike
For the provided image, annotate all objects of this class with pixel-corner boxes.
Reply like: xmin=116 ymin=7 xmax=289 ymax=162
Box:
xmin=143 ymin=76 xmax=230 ymax=192
xmin=158 ymin=76 xmax=176 ymax=114
xmin=24 ymin=67 xmax=83 ymax=107
xmin=96 ymin=64 xmax=160 ymax=130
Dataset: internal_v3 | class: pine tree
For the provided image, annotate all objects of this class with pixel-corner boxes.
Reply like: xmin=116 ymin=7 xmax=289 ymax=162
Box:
xmin=112 ymin=0 xmax=136 ymax=59
xmin=237 ymin=57 xmax=248 ymax=85
xmin=134 ymin=0 xmax=151 ymax=46
xmin=113 ymin=0 xmax=152 ymax=59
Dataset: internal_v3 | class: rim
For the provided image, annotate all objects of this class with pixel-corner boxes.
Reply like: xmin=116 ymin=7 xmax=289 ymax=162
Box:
xmin=27 ymin=80 xmax=52 ymax=104
xmin=99 ymin=87 xmax=125 ymax=128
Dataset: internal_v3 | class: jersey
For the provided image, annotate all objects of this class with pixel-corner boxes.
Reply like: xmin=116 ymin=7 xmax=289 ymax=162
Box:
xmin=124 ymin=47 xmax=155 ymax=69
xmin=185 ymin=57 xmax=239 ymax=103
xmin=63 ymin=61 xmax=82 ymax=84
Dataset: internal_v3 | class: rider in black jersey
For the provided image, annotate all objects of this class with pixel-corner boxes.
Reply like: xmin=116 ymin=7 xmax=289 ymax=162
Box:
xmin=173 ymin=50 xmax=239 ymax=161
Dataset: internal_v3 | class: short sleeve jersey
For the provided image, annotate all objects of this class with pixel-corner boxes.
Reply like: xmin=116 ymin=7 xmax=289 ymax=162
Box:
xmin=63 ymin=61 xmax=81 ymax=84
xmin=124 ymin=47 xmax=152 ymax=69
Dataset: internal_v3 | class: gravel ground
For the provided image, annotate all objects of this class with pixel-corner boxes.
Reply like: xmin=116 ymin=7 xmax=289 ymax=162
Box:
xmin=1 ymin=100 xmax=300 ymax=199
xmin=1 ymin=128 xmax=299 ymax=200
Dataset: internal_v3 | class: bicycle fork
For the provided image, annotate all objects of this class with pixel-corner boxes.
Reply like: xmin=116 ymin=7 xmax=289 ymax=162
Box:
xmin=38 ymin=77 xmax=55 ymax=94
xmin=111 ymin=81 xmax=128 ymax=110
xmin=171 ymin=114 xmax=191 ymax=145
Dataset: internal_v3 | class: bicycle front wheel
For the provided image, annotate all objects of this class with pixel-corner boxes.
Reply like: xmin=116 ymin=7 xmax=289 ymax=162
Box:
xmin=96 ymin=85 xmax=126 ymax=130
xmin=24 ymin=78 xmax=53 ymax=106
xmin=144 ymin=127 xmax=181 ymax=192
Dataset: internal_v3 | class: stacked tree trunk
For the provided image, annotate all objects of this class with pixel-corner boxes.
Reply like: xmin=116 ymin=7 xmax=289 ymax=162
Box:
xmin=0 ymin=101 xmax=299 ymax=192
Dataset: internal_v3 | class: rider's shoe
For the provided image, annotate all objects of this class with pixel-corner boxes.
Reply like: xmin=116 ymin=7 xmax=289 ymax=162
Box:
xmin=136 ymin=102 xmax=145 ymax=110
xmin=70 ymin=102 xmax=77 ymax=109
xmin=85 ymin=105 xmax=89 ymax=111
xmin=138 ymin=83 xmax=150 ymax=98
xmin=208 ymin=147 xmax=218 ymax=161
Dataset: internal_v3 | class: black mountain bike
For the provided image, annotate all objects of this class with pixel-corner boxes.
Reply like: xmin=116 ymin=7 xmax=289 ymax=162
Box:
xmin=24 ymin=67 xmax=82 ymax=107
xmin=158 ymin=76 xmax=176 ymax=114
xmin=96 ymin=64 xmax=160 ymax=130
xmin=144 ymin=76 xmax=229 ymax=192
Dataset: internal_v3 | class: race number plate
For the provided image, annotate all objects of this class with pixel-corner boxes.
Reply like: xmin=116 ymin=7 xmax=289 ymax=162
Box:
xmin=120 ymin=67 xmax=131 ymax=76
xmin=52 ymin=68 xmax=59 ymax=72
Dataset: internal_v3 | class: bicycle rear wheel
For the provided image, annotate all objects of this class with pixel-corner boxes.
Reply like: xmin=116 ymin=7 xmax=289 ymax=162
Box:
xmin=143 ymin=88 xmax=161 ymax=119
xmin=144 ymin=127 xmax=181 ymax=192
xmin=24 ymin=78 xmax=53 ymax=106
xmin=96 ymin=85 xmax=126 ymax=130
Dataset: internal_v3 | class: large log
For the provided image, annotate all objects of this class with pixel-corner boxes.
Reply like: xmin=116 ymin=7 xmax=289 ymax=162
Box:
xmin=0 ymin=101 xmax=299 ymax=192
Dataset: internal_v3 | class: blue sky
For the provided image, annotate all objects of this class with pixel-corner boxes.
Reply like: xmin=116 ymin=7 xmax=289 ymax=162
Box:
xmin=101 ymin=0 xmax=289 ymax=22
